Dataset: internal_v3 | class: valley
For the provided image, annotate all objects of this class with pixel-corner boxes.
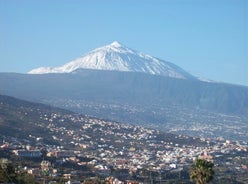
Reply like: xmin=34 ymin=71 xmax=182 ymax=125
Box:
xmin=0 ymin=95 xmax=248 ymax=183
xmin=39 ymin=97 xmax=248 ymax=143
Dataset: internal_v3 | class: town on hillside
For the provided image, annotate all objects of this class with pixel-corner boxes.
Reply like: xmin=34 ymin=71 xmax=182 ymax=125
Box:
xmin=1 ymin=109 xmax=248 ymax=183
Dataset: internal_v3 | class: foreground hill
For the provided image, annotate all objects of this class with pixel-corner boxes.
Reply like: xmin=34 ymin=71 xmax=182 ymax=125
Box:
xmin=0 ymin=94 xmax=203 ymax=146
xmin=0 ymin=94 xmax=73 ymax=143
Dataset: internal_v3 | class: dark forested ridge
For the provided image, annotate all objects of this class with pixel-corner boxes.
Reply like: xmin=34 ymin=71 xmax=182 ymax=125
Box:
xmin=1 ymin=70 xmax=248 ymax=115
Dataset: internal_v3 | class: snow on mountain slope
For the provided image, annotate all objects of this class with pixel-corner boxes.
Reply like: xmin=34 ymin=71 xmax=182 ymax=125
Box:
xmin=28 ymin=41 xmax=195 ymax=79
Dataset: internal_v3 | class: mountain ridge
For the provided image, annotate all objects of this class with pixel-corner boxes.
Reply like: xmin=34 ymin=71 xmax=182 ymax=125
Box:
xmin=1 ymin=70 xmax=248 ymax=115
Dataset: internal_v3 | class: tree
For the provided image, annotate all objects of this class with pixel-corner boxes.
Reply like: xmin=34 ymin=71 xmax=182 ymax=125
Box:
xmin=0 ymin=160 xmax=37 ymax=184
xmin=190 ymin=159 xmax=214 ymax=184
xmin=0 ymin=162 xmax=18 ymax=183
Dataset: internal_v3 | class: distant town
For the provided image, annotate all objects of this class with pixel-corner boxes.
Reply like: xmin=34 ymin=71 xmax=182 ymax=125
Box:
xmin=1 ymin=105 xmax=248 ymax=183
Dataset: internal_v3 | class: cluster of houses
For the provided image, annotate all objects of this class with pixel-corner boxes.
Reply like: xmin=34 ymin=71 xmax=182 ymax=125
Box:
xmin=1 ymin=110 xmax=248 ymax=183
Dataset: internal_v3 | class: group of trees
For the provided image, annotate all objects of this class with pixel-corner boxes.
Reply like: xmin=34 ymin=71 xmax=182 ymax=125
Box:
xmin=0 ymin=162 xmax=17 ymax=183
xmin=190 ymin=159 xmax=214 ymax=184
xmin=0 ymin=161 xmax=36 ymax=184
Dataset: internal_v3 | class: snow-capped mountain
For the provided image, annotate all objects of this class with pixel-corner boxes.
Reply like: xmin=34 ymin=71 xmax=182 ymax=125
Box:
xmin=28 ymin=41 xmax=195 ymax=79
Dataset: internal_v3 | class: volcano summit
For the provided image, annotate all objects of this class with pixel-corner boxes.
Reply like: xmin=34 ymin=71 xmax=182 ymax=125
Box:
xmin=28 ymin=41 xmax=195 ymax=80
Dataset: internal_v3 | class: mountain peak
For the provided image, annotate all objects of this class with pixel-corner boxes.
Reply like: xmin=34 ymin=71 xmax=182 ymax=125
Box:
xmin=28 ymin=42 xmax=195 ymax=80
xmin=110 ymin=41 xmax=122 ymax=47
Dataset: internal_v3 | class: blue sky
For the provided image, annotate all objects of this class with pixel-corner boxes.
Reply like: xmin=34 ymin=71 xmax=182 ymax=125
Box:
xmin=0 ymin=0 xmax=247 ymax=86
